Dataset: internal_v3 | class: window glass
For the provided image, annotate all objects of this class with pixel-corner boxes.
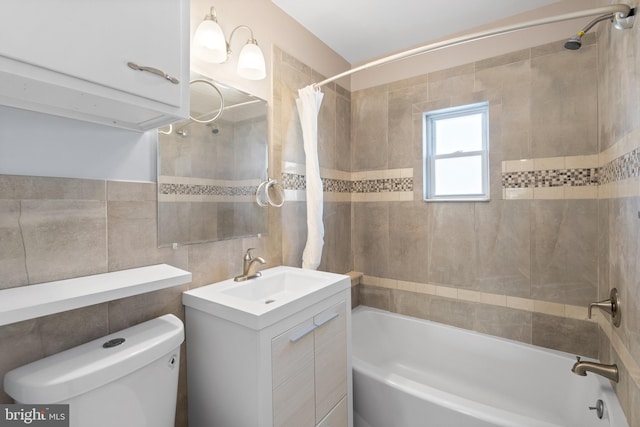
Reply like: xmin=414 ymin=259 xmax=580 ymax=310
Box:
xmin=424 ymin=102 xmax=489 ymax=201
xmin=434 ymin=114 xmax=483 ymax=155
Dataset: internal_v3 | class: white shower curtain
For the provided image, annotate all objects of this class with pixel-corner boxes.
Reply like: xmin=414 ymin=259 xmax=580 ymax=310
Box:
xmin=296 ymin=85 xmax=324 ymax=270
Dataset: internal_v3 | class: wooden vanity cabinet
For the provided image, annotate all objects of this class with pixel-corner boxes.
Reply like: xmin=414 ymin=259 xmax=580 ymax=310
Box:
xmin=272 ymin=301 xmax=348 ymax=427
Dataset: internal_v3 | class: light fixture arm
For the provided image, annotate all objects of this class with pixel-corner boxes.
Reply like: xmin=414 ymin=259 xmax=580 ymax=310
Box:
xmin=203 ymin=6 xmax=218 ymax=22
xmin=227 ymin=25 xmax=258 ymax=55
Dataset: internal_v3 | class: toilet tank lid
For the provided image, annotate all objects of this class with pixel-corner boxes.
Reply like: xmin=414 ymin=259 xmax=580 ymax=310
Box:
xmin=4 ymin=314 xmax=184 ymax=404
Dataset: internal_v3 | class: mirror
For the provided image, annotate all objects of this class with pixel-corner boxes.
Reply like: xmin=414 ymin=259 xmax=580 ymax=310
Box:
xmin=157 ymin=74 xmax=268 ymax=246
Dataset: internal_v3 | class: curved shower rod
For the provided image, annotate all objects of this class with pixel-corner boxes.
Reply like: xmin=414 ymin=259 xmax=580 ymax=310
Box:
xmin=313 ymin=4 xmax=633 ymax=89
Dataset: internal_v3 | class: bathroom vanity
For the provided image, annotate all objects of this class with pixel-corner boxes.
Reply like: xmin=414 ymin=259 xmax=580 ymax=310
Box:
xmin=182 ymin=266 xmax=352 ymax=427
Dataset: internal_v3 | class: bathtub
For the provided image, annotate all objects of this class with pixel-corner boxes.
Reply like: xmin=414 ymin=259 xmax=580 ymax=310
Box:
xmin=352 ymin=306 xmax=629 ymax=427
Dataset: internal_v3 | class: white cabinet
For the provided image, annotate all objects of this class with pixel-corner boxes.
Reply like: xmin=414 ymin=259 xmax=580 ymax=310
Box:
xmin=185 ymin=288 xmax=353 ymax=427
xmin=0 ymin=0 xmax=189 ymax=131
xmin=272 ymin=302 xmax=348 ymax=427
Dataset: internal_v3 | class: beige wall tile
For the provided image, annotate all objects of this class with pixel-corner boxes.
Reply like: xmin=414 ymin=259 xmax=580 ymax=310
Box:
xmin=507 ymin=296 xmax=534 ymax=312
xmin=388 ymin=202 xmax=429 ymax=283
xmin=352 ymin=89 xmax=388 ymax=171
xmin=504 ymin=188 xmax=534 ymax=200
xmin=457 ymin=289 xmax=481 ymax=302
xmin=0 ymin=200 xmax=28 ymax=289
xmin=533 ymin=187 xmax=565 ymax=199
xmin=435 ymin=286 xmax=457 ymax=299
xmin=20 ymin=199 xmax=107 ymax=284
xmin=0 ymin=175 xmax=105 ymax=201
xmin=107 ymin=200 xmax=188 ymax=272
xmin=352 ymin=202 xmax=389 ymax=278
xmin=533 ymin=157 xmax=565 ymax=171
xmin=474 ymin=200 xmax=531 ymax=297
xmin=533 ymin=300 xmax=565 ymax=317
xmin=532 ymin=313 xmax=598 ymax=357
xmin=474 ymin=304 xmax=532 ymax=343
xmin=503 ymin=159 xmax=534 ymax=173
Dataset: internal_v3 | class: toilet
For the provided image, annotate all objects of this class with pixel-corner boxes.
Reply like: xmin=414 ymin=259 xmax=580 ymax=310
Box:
xmin=4 ymin=314 xmax=184 ymax=427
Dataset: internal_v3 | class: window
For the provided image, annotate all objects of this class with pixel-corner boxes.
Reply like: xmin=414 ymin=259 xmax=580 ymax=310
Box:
xmin=423 ymin=102 xmax=489 ymax=201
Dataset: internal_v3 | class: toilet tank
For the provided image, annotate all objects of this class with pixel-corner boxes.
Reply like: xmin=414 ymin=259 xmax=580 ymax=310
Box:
xmin=4 ymin=314 xmax=184 ymax=427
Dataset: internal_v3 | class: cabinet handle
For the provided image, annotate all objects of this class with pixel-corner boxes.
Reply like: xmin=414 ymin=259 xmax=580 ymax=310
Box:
xmin=127 ymin=62 xmax=180 ymax=84
xmin=289 ymin=323 xmax=317 ymax=343
xmin=314 ymin=312 xmax=338 ymax=327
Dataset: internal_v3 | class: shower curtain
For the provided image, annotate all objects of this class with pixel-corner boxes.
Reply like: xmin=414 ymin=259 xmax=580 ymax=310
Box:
xmin=296 ymin=85 xmax=324 ymax=270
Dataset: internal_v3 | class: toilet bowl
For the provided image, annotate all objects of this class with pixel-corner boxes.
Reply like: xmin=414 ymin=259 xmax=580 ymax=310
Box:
xmin=4 ymin=314 xmax=184 ymax=427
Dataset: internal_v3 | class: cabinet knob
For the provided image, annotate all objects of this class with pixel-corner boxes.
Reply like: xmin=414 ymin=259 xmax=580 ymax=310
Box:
xmin=127 ymin=62 xmax=179 ymax=84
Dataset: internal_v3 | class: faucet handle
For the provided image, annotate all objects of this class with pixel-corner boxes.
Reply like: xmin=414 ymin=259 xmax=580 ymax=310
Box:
xmin=244 ymin=248 xmax=256 ymax=260
xmin=588 ymin=288 xmax=621 ymax=328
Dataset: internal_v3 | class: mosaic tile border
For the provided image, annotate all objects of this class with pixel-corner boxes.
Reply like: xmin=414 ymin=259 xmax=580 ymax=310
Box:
xmin=599 ymin=146 xmax=640 ymax=185
xmin=502 ymin=168 xmax=599 ymax=188
xmin=159 ymin=183 xmax=256 ymax=196
xmin=281 ymin=172 xmax=413 ymax=193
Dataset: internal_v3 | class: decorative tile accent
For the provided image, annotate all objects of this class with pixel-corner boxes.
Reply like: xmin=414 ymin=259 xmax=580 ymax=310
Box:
xmin=158 ymin=183 xmax=257 ymax=196
xmin=281 ymin=172 xmax=413 ymax=194
xmin=502 ymin=168 xmax=599 ymax=189
xmin=351 ymin=177 xmax=412 ymax=193
xmin=599 ymin=147 xmax=640 ymax=185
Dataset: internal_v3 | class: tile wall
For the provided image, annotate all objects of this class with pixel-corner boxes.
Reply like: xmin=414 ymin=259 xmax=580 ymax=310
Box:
xmin=273 ymin=47 xmax=353 ymax=274
xmin=345 ymin=23 xmax=640 ymax=423
xmin=595 ymin=0 xmax=640 ymax=424
xmin=0 ymin=176 xmax=280 ymax=425
xmin=350 ymin=33 xmax=603 ymax=359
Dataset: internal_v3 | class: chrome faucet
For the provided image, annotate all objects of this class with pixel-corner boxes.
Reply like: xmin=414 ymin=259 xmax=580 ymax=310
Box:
xmin=571 ymin=356 xmax=619 ymax=383
xmin=234 ymin=248 xmax=266 ymax=282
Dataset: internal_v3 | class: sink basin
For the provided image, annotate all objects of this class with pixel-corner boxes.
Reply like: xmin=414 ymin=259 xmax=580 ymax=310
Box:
xmin=182 ymin=266 xmax=350 ymax=330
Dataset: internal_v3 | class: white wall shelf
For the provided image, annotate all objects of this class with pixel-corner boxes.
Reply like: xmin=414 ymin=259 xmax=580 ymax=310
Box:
xmin=0 ymin=264 xmax=192 ymax=326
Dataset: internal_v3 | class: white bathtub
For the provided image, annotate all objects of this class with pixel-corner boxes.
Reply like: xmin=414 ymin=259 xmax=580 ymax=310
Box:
xmin=352 ymin=306 xmax=629 ymax=427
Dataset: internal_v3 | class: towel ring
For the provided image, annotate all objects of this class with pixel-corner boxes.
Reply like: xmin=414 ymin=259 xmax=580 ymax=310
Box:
xmin=256 ymin=179 xmax=284 ymax=207
xmin=189 ymin=79 xmax=225 ymax=124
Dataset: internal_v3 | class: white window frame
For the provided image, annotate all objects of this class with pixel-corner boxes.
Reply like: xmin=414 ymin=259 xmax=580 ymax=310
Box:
xmin=423 ymin=102 xmax=490 ymax=201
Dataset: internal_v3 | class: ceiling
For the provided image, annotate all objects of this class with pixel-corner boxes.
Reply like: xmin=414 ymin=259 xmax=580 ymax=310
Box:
xmin=271 ymin=0 xmax=560 ymax=64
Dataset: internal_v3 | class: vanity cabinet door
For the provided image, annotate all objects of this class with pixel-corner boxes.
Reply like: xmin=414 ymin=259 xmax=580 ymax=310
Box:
xmin=271 ymin=300 xmax=349 ymax=427
xmin=0 ymin=0 xmax=188 ymax=130
xmin=317 ymin=397 xmax=348 ymax=427
xmin=314 ymin=302 xmax=347 ymax=424
xmin=272 ymin=319 xmax=315 ymax=427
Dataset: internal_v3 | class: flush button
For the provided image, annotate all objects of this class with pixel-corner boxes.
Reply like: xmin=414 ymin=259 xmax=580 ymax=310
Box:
xmin=103 ymin=338 xmax=126 ymax=348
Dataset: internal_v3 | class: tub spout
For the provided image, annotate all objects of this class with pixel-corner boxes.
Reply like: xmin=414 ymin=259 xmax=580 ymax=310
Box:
xmin=571 ymin=356 xmax=619 ymax=383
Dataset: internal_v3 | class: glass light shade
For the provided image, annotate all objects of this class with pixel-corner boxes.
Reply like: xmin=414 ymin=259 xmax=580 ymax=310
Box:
xmin=237 ymin=42 xmax=266 ymax=80
xmin=193 ymin=19 xmax=227 ymax=63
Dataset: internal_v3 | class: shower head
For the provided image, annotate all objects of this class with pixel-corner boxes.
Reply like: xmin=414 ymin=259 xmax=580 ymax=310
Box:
xmin=564 ymin=9 xmax=635 ymax=51
xmin=564 ymin=32 xmax=584 ymax=50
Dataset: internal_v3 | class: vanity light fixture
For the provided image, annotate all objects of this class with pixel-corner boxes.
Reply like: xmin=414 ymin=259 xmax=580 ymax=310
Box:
xmin=193 ymin=7 xmax=227 ymax=63
xmin=193 ymin=6 xmax=266 ymax=80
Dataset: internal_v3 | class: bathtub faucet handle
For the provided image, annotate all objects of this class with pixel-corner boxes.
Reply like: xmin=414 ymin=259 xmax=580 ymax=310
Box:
xmin=587 ymin=288 xmax=621 ymax=327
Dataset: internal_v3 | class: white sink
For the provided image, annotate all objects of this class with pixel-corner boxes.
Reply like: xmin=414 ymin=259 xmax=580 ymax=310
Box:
xmin=182 ymin=266 xmax=350 ymax=330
